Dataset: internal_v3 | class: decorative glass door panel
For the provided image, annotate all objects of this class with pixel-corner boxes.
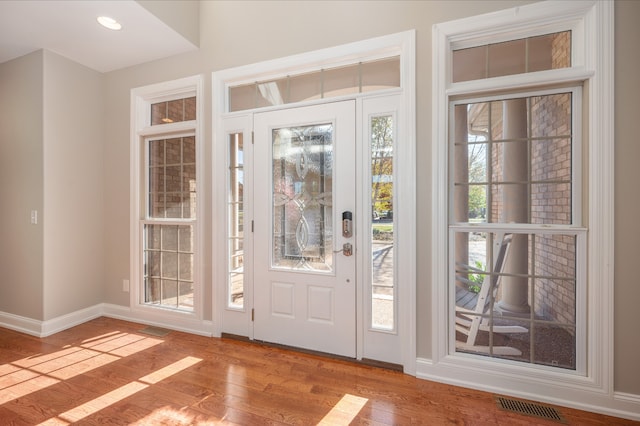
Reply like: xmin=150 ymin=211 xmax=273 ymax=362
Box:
xmin=272 ymin=125 xmax=333 ymax=272
xmin=254 ymin=101 xmax=356 ymax=357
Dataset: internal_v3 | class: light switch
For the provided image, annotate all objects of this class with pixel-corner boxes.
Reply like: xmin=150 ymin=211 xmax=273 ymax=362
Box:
xmin=31 ymin=210 xmax=38 ymax=225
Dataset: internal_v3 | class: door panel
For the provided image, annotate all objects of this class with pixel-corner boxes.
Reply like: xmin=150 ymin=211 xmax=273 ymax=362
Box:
xmin=253 ymin=101 xmax=356 ymax=357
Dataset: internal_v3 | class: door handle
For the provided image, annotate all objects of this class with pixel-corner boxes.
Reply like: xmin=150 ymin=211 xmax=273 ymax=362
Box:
xmin=342 ymin=242 xmax=353 ymax=256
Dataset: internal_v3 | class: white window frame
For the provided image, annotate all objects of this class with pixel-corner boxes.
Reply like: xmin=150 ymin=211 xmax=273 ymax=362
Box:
xmin=447 ymin=86 xmax=587 ymax=373
xmin=130 ymin=75 xmax=206 ymax=332
xmin=427 ymin=0 xmax=615 ymax=413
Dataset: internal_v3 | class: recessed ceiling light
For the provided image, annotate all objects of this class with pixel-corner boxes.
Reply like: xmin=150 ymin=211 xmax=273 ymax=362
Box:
xmin=97 ymin=16 xmax=122 ymax=31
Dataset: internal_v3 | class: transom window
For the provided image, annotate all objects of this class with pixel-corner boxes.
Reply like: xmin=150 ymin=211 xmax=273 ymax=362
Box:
xmin=452 ymin=31 xmax=571 ymax=82
xmin=151 ymin=96 xmax=196 ymax=125
xmin=228 ymin=56 xmax=400 ymax=112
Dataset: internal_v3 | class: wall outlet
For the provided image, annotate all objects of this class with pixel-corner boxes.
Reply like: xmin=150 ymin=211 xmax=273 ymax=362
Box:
xmin=122 ymin=279 xmax=130 ymax=292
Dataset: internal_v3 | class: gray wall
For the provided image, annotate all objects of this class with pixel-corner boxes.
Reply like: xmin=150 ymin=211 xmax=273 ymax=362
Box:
xmin=0 ymin=51 xmax=45 ymax=320
xmin=42 ymin=51 xmax=105 ymax=320
xmin=614 ymin=0 xmax=640 ymax=397
xmin=136 ymin=0 xmax=200 ymax=47
xmin=0 ymin=50 xmax=104 ymax=322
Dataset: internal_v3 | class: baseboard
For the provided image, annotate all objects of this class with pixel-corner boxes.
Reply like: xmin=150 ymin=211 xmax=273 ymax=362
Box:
xmin=101 ymin=303 xmax=214 ymax=337
xmin=0 ymin=304 xmax=214 ymax=339
xmin=41 ymin=305 xmax=104 ymax=337
xmin=0 ymin=310 xmax=42 ymax=337
xmin=416 ymin=357 xmax=640 ymax=422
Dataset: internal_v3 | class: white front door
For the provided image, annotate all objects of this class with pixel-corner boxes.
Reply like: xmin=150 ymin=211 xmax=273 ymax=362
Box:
xmin=253 ymin=101 xmax=356 ymax=357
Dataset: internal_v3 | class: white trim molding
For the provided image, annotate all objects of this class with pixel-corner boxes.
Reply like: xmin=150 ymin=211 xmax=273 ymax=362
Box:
xmin=428 ymin=0 xmax=621 ymax=419
xmin=0 ymin=305 xmax=103 ymax=338
xmin=0 ymin=305 xmax=214 ymax=338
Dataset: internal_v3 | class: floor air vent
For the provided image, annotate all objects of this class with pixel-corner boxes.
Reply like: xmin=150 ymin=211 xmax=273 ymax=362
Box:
xmin=496 ymin=397 xmax=565 ymax=423
xmin=139 ymin=326 xmax=171 ymax=337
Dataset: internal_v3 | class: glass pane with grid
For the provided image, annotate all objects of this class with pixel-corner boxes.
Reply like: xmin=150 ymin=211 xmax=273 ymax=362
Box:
xmin=148 ymin=137 xmax=196 ymax=219
xmin=451 ymin=88 xmax=580 ymax=369
xmin=453 ymin=230 xmax=577 ymax=369
xmin=452 ymin=93 xmax=573 ymax=225
xmin=144 ymin=224 xmax=194 ymax=311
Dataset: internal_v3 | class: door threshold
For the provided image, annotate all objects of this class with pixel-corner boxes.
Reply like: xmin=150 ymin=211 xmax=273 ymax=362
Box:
xmin=220 ymin=333 xmax=402 ymax=372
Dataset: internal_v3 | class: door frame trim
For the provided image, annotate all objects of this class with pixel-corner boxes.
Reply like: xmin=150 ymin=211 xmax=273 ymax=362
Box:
xmin=212 ymin=31 xmax=416 ymax=374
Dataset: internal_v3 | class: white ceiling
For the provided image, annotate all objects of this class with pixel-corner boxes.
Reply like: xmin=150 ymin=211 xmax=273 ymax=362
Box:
xmin=0 ymin=0 xmax=198 ymax=73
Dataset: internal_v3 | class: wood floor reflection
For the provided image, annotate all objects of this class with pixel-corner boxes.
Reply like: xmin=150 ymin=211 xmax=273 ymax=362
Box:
xmin=0 ymin=317 xmax=634 ymax=425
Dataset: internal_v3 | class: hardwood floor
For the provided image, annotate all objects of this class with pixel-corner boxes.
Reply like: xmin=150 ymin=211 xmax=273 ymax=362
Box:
xmin=0 ymin=317 xmax=635 ymax=425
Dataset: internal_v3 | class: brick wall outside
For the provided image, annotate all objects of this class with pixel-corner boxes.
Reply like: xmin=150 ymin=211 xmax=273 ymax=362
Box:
xmin=484 ymin=32 xmax=575 ymax=328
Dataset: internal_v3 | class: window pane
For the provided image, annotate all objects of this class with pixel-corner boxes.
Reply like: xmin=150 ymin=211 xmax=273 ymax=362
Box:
xmin=452 ymin=46 xmax=487 ymax=83
xmin=150 ymin=96 xmax=196 ymax=125
xmin=229 ymin=84 xmax=256 ymax=112
xmin=532 ymin=323 xmax=575 ymax=369
xmin=488 ymin=39 xmax=526 ymax=78
xmin=257 ymin=80 xmax=287 ymax=108
xmin=371 ymin=115 xmax=394 ymax=330
xmin=162 ymin=280 xmax=178 ymax=307
xmin=528 ymin=34 xmax=555 ymax=72
xmin=178 ymin=225 xmax=193 ymax=252
xmin=323 ymin=64 xmax=359 ymax=98
xmin=162 ymin=226 xmax=178 ymax=251
xmin=361 ymin=57 xmax=400 ymax=93
xmin=550 ymin=31 xmax=571 ymax=69
xmin=228 ymin=132 xmax=244 ymax=309
xmin=162 ymin=252 xmax=178 ymax=279
xmin=145 ymin=278 xmax=160 ymax=304
xmin=288 ymin=71 xmax=322 ymax=104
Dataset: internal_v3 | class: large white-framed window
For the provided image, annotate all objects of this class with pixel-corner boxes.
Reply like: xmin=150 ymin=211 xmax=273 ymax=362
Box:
xmin=449 ymin=87 xmax=586 ymax=372
xmin=429 ymin=0 xmax=614 ymax=408
xmin=131 ymin=76 xmax=204 ymax=325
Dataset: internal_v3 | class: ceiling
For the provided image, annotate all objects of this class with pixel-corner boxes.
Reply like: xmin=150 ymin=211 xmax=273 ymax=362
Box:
xmin=0 ymin=1 xmax=198 ymax=73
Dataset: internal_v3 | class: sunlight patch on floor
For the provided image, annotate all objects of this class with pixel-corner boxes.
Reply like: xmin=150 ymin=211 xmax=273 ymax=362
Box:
xmin=317 ymin=393 xmax=369 ymax=425
xmin=37 ymin=356 xmax=202 ymax=425
xmin=0 ymin=331 xmax=163 ymax=407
